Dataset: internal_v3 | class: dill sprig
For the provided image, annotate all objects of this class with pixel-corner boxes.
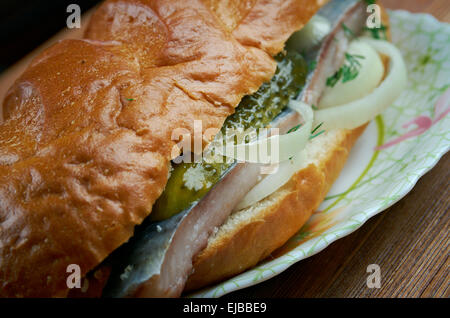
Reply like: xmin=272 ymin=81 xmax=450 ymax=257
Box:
xmin=311 ymin=122 xmax=323 ymax=135
xmin=287 ymin=122 xmax=325 ymax=160
xmin=326 ymin=53 xmax=365 ymax=87
xmin=308 ymin=60 xmax=317 ymax=72
xmin=310 ymin=130 xmax=325 ymax=139
xmin=310 ymin=122 xmax=325 ymax=139
xmin=365 ymin=23 xmax=388 ymax=40
xmin=287 ymin=124 xmax=302 ymax=133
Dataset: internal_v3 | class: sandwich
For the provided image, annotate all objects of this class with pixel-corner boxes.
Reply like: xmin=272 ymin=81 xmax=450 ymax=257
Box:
xmin=0 ymin=0 xmax=406 ymax=297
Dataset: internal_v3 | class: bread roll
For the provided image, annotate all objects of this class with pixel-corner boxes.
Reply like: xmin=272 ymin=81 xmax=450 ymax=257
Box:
xmin=0 ymin=0 xmax=321 ymax=297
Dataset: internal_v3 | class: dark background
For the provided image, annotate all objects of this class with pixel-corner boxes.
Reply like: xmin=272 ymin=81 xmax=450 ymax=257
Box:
xmin=0 ymin=0 xmax=101 ymax=72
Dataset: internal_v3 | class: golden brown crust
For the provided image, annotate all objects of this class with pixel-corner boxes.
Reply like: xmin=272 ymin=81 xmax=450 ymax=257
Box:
xmin=230 ymin=0 xmax=323 ymax=55
xmin=186 ymin=126 xmax=367 ymax=292
xmin=0 ymin=0 xmax=320 ymax=297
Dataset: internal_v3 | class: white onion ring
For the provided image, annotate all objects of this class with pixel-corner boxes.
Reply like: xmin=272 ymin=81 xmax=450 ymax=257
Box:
xmin=217 ymin=100 xmax=313 ymax=164
xmin=234 ymin=151 xmax=307 ymax=211
xmin=233 ymin=101 xmax=313 ymax=210
xmin=319 ymin=40 xmax=385 ymax=108
xmin=314 ymin=37 xmax=408 ymax=130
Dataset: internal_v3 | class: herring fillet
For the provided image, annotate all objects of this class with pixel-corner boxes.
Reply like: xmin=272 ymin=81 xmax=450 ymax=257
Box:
xmin=103 ymin=0 xmax=366 ymax=297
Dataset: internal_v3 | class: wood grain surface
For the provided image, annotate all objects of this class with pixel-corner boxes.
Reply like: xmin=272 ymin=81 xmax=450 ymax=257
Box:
xmin=0 ymin=0 xmax=448 ymax=299
xmin=225 ymin=0 xmax=450 ymax=299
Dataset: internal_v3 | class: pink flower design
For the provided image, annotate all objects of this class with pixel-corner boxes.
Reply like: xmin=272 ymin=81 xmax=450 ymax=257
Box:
xmin=376 ymin=88 xmax=450 ymax=150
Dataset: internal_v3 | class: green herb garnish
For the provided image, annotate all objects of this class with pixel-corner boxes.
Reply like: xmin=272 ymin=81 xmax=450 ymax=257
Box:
xmin=326 ymin=53 xmax=365 ymax=87
xmin=287 ymin=124 xmax=302 ymax=133
xmin=326 ymin=69 xmax=342 ymax=87
xmin=311 ymin=122 xmax=324 ymax=135
xmin=126 ymin=98 xmax=135 ymax=101
xmin=364 ymin=23 xmax=388 ymax=40
xmin=310 ymin=130 xmax=325 ymax=139
xmin=308 ymin=60 xmax=317 ymax=72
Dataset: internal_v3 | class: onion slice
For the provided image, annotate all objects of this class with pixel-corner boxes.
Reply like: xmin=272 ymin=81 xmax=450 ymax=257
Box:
xmin=216 ymin=100 xmax=313 ymax=164
xmin=234 ymin=151 xmax=307 ymax=211
xmin=319 ymin=40 xmax=385 ymax=108
xmin=233 ymin=100 xmax=313 ymax=210
xmin=314 ymin=37 xmax=408 ymax=130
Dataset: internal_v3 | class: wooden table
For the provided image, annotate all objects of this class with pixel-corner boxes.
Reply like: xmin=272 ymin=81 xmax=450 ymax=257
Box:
xmin=0 ymin=0 xmax=448 ymax=299
xmin=226 ymin=0 xmax=450 ymax=299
